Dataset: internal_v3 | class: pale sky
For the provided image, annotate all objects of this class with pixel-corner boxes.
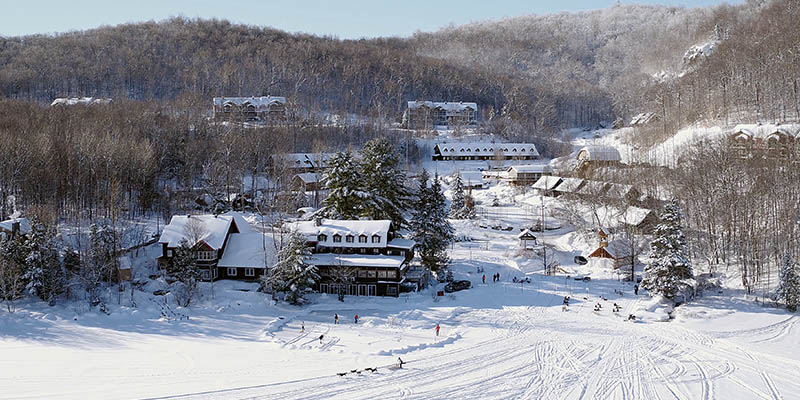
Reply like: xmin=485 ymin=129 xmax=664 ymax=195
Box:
xmin=1 ymin=0 xmax=745 ymax=39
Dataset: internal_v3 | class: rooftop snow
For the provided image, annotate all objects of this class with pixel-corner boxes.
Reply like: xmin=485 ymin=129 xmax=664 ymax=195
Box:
xmin=274 ymin=153 xmax=335 ymax=169
xmin=623 ymin=206 xmax=653 ymax=226
xmin=605 ymin=183 xmax=635 ymax=199
xmin=576 ymin=180 xmax=610 ymax=196
xmin=51 ymin=97 xmax=112 ymax=106
xmin=158 ymin=215 xmax=234 ymax=250
xmin=306 ymin=253 xmax=406 ymax=268
xmin=436 ymin=142 xmax=540 ymax=158
xmin=0 ymin=217 xmax=31 ymax=234
xmin=407 ymin=101 xmax=477 ymax=112
xmin=731 ymin=123 xmax=800 ymax=140
xmin=213 ymin=96 xmax=286 ymax=108
xmin=294 ymin=173 xmax=319 ymax=184
xmin=387 ymin=238 xmax=415 ymax=250
xmin=218 ymin=231 xmax=274 ymax=268
xmin=508 ymin=164 xmax=552 ymax=173
xmin=458 ymin=171 xmax=484 ymax=184
xmin=553 ymin=178 xmax=585 ymax=193
xmin=577 ymin=146 xmax=621 ymax=162
xmin=629 ymin=112 xmax=657 ymax=126
xmin=532 ymin=176 xmax=562 ymax=191
xmin=291 ymin=219 xmax=392 ymax=248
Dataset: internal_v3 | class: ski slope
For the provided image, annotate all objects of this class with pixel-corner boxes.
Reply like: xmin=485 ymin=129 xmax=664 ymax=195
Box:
xmin=1 ymin=185 xmax=799 ymax=400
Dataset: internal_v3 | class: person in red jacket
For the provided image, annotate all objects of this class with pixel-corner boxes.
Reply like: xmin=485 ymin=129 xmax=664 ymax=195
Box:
xmin=354 ymin=314 xmax=359 ymax=324
xmin=482 ymin=274 xmax=486 ymax=284
xmin=435 ymin=323 xmax=440 ymax=336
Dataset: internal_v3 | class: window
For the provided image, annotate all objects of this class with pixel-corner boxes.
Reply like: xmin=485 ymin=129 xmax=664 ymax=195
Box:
xmin=227 ymin=268 xmax=237 ymax=276
xmin=400 ymin=251 xmax=406 ymax=257
xmin=195 ymin=250 xmax=215 ymax=261
xmin=368 ymin=270 xmax=377 ymax=278
xmin=213 ymin=269 xmax=219 ymax=279
xmin=358 ymin=270 xmax=367 ymax=278
xmin=387 ymin=270 xmax=397 ymax=278
xmin=333 ymin=234 xmax=342 ymax=243
xmin=318 ymin=234 xmax=327 ymax=242
xmin=245 ymin=268 xmax=255 ymax=277
xmin=346 ymin=235 xmax=354 ymax=243
xmin=386 ymin=286 xmax=397 ymax=296
xmin=378 ymin=270 xmax=387 ymax=278
xmin=201 ymin=270 xmax=211 ymax=280
xmin=359 ymin=235 xmax=367 ymax=243
xmin=167 ymin=249 xmax=173 ymax=257
xmin=373 ymin=248 xmax=380 ymax=254
xmin=360 ymin=248 xmax=366 ymax=254
xmin=372 ymin=235 xmax=381 ymax=243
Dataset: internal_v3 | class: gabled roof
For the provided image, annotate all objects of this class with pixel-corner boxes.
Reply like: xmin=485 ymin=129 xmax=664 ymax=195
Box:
xmin=291 ymin=219 xmax=392 ymax=248
xmin=0 ymin=217 xmax=31 ymax=234
xmin=622 ymin=206 xmax=653 ymax=226
xmin=590 ymin=240 xmax=631 ymax=259
xmin=605 ymin=183 xmax=635 ymax=199
xmin=458 ymin=171 xmax=484 ymax=185
xmin=532 ymin=176 xmax=562 ymax=191
xmin=294 ymin=173 xmax=319 ymax=184
xmin=387 ymin=238 xmax=415 ymax=250
xmin=217 ymin=230 xmax=274 ymax=268
xmin=408 ymin=101 xmax=477 ymax=112
xmin=577 ymin=146 xmax=621 ymax=162
xmin=553 ymin=177 xmax=585 ymax=193
xmin=629 ymin=112 xmax=657 ymax=126
xmin=213 ymin=96 xmax=286 ymax=109
xmin=518 ymin=229 xmax=537 ymax=239
xmin=435 ymin=142 xmax=540 ymax=158
xmin=51 ymin=97 xmax=112 ymax=106
xmin=159 ymin=215 xmax=235 ymax=250
xmin=731 ymin=123 xmax=800 ymax=140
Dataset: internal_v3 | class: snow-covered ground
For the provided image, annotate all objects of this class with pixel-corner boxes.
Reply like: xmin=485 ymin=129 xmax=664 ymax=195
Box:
xmin=2 ymin=174 xmax=799 ymax=400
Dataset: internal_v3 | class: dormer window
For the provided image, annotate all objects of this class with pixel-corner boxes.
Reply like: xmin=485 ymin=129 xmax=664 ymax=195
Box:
xmin=317 ymin=234 xmax=327 ymax=242
xmin=333 ymin=234 xmax=342 ymax=243
xmin=372 ymin=234 xmax=381 ymax=243
xmin=359 ymin=235 xmax=367 ymax=243
xmin=346 ymin=235 xmax=354 ymax=243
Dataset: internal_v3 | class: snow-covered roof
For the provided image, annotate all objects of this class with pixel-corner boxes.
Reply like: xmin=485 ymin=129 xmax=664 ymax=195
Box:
xmin=218 ymin=230 xmax=274 ymax=268
xmin=51 ymin=97 xmax=112 ymax=106
xmin=532 ymin=176 xmax=562 ymax=191
xmin=408 ymin=101 xmax=477 ymax=113
xmin=576 ymin=180 xmax=610 ymax=196
xmin=577 ymin=146 xmax=621 ymax=162
xmin=601 ymin=240 xmax=632 ymax=259
xmin=629 ymin=112 xmax=657 ymax=126
xmin=291 ymin=219 xmax=392 ymax=248
xmin=221 ymin=211 xmax=254 ymax=234
xmin=622 ymin=206 xmax=653 ymax=227
xmin=508 ymin=164 xmax=553 ymax=174
xmin=518 ymin=229 xmax=537 ymax=239
xmin=0 ymin=217 xmax=31 ymax=235
xmin=435 ymin=143 xmax=540 ymax=158
xmin=159 ymin=215 xmax=234 ymax=250
xmin=307 ymin=253 xmax=406 ymax=268
xmin=387 ymin=238 xmax=415 ymax=250
xmin=294 ymin=173 xmax=319 ymax=184
xmin=731 ymin=124 xmax=800 ymax=140
xmin=213 ymin=96 xmax=286 ymax=110
xmin=553 ymin=178 xmax=585 ymax=193
xmin=458 ymin=171 xmax=484 ymax=185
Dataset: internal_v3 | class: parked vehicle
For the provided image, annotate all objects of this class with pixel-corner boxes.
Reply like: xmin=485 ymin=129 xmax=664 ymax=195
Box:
xmin=444 ymin=280 xmax=472 ymax=293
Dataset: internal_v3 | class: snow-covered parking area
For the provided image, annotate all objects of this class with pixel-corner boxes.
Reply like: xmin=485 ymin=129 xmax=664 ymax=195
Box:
xmin=2 ymin=196 xmax=799 ymax=400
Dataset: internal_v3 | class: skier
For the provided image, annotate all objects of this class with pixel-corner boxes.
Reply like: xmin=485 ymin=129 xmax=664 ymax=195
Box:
xmin=497 ymin=272 xmax=500 ymax=282
xmin=334 ymin=313 xmax=339 ymax=324
xmin=435 ymin=323 xmax=440 ymax=336
xmin=301 ymin=321 xmax=305 ymax=332
xmin=319 ymin=334 xmax=324 ymax=344
xmin=354 ymin=314 xmax=359 ymax=324
xmin=482 ymin=274 xmax=486 ymax=284
xmin=634 ymin=284 xmax=639 ymax=295
xmin=397 ymin=357 xmax=404 ymax=369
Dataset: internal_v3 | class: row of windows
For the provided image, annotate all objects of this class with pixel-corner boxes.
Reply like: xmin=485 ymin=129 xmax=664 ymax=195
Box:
xmin=317 ymin=247 xmax=405 ymax=256
xmin=226 ymin=267 xmax=256 ymax=277
xmin=441 ymin=147 xmax=532 ymax=153
xmin=318 ymin=233 xmax=381 ymax=243
xmin=194 ymin=251 xmax=216 ymax=261
xmin=356 ymin=269 xmax=397 ymax=279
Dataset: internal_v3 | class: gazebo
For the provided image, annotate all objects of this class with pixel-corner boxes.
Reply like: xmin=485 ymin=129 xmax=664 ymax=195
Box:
xmin=518 ymin=229 xmax=538 ymax=249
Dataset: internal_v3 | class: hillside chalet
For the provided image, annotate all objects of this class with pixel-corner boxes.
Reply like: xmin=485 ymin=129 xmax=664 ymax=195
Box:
xmin=576 ymin=146 xmax=622 ymax=167
xmin=213 ymin=96 xmax=287 ymax=122
xmin=157 ymin=213 xmax=272 ymax=281
xmin=291 ymin=219 xmax=415 ymax=297
xmin=405 ymin=101 xmax=477 ymax=130
xmin=433 ymin=143 xmax=539 ymax=161
xmin=506 ymin=165 xmax=553 ymax=185
xmin=729 ymin=124 xmax=799 ymax=160
xmin=588 ymin=239 xmax=634 ymax=269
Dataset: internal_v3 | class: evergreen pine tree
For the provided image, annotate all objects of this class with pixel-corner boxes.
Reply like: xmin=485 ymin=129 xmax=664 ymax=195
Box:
xmin=775 ymin=252 xmax=799 ymax=312
xmin=360 ymin=138 xmax=411 ymax=228
xmin=171 ymin=240 xmax=201 ymax=306
xmin=411 ymin=171 xmax=454 ymax=277
xmin=641 ymin=200 xmax=695 ymax=301
xmin=22 ymin=218 xmax=65 ymax=305
xmin=322 ymin=151 xmax=363 ymax=219
xmin=266 ymin=232 xmax=319 ymax=304
xmin=450 ymin=174 xmax=466 ymax=218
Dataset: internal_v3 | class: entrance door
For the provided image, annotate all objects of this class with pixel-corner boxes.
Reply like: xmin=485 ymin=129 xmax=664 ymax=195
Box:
xmin=368 ymin=285 xmax=377 ymax=296
xmin=358 ymin=285 xmax=367 ymax=296
xmin=349 ymin=285 xmax=357 ymax=296
xmin=320 ymin=284 xmax=329 ymax=294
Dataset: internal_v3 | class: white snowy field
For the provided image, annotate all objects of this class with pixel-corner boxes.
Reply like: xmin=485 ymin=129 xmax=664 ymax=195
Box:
xmin=2 ymin=186 xmax=799 ymax=400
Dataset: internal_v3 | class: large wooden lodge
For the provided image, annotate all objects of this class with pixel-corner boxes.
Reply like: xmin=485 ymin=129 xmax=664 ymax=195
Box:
xmin=213 ymin=96 xmax=287 ymax=122
xmin=432 ymin=142 xmax=539 ymax=161
xmin=405 ymin=101 xmax=478 ymax=130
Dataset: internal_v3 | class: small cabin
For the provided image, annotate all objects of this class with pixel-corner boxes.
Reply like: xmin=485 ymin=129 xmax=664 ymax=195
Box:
xmin=518 ymin=229 xmax=538 ymax=249
xmin=506 ymin=165 xmax=553 ymax=185
xmin=588 ymin=239 xmax=633 ymax=269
